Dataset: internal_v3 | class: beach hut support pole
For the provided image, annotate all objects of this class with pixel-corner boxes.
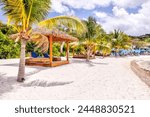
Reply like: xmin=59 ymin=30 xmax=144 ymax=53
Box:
xmin=94 ymin=45 xmax=96 ymax=57
xmin=73 ymin=48 xmax=75 ymax=57
xmin=49 ymin=35 xmax=53 ymax=65
xmin=66 ymin=42 xmax=69 ymax=61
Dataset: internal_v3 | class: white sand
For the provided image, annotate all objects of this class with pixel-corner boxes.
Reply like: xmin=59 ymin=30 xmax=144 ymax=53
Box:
xmin=0 ymin=56 xmax=150 ymax=100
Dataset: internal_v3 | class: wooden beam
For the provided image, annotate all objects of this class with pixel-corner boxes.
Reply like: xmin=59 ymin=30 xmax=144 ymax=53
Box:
xmin=66 ymin=42 xmax=69 ymax=61
xmin=49 ymin=35 xmax=53 ymax=65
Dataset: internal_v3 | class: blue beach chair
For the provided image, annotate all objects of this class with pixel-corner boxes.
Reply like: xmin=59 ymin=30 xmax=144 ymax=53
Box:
xmin=31 ymin=52 xmax=39 ymax=58
xmin=43 ymin=53 xmax=50 ymax=58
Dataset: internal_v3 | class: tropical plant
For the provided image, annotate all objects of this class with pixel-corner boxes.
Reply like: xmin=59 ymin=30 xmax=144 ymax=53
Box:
xmin=144 ymin=38 xmax=150 ymax=43
xmin=0 ymin=22 xmax=17 ymax=35
xmin=110 ymin=29 xmax=131 ymax=54
xmin=1 ymin=0 xmax=86 ymax=82
xmin=70 ymin=42 xmax=86 ymax=56
xmin=132 ymin=39 xmax=147 ymax=48
xmin=82 ymin=16 xmax=105 ymax=60
xmin=96 ymin=35 xmax=112 ymax=56
xmin=0 ymin=31 xmax=20 ymax=59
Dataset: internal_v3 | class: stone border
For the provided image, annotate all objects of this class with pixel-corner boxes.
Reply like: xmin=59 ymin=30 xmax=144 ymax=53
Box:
xmin=131 ymin=60 xmax=150 ymax=87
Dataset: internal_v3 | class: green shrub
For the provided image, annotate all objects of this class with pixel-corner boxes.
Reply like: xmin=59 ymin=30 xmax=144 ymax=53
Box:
xmin=52 ymin=43 xmax=60 ymax=56
xmin=60 ymin=52 xmax=66 ymax=57
xmin=74 ymin=45 xmax=86 ymax=54
xmin=0 ymin=31 xmax=20 ymax=59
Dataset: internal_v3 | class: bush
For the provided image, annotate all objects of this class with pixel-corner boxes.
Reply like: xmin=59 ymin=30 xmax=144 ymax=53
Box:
xmin=0 ymin=31 xmax=20 ymax=59
xmin=60 ymin=52 xmax=66 ymax=57
xmin=73 ymin=45 xmax=86 ymax=54
xmin=52 ymin=43 xmax=60 ymax=56
xmin=0 ymin=24 xmax=17 ymax=35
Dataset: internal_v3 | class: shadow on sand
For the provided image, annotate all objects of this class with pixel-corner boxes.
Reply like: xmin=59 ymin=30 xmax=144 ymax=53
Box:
xmin=0 ymin=63 xmax=73 ymax=97
xmin=23 ymin=80 xmax=73 ymax=87
xmin=0 ymin=73 xmax=17 ymax=97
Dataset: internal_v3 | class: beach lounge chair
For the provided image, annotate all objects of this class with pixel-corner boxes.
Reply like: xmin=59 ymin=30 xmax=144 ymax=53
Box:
xmin=43 ymin=53 xmax=50 ymax=58
xmin=31 ymin=52 xmax=39 ymax=58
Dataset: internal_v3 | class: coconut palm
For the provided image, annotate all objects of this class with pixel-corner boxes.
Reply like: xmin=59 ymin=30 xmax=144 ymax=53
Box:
xmin=96 ymin=35 xmax=112 ymax=57
xmin=83 ymin=16 xmax=105 ymax=61
xmin=1 ymin=0 xmax=86 ymax=82
xmin=110 ymin=29 xmax=131 ymax=55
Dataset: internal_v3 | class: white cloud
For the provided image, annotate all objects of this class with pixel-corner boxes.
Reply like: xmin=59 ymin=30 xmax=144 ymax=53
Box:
xmin=99 ymin=0 xmax=150 ymax=36
xmin=51 ymin=0 xmax=75 ymax=15
xmin=51 ymin=0 xmax=150 ymax=36
xmin=112 ymin=0 xmax=149 ymax=8
xmin=52 ymin=0 xmax=150 ymax=12
xmin=62 ymin=0 xmax=112 ymax=10
xmin=94 ymin=11 xmax=108 ymax=18
xmin=52 ymin=0 xmax=112 ymax=11
xmin=112 ymin=7 xmax=128 ymax=17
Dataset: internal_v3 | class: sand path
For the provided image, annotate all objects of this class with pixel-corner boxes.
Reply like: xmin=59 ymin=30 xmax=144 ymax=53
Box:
xmin=0 ymin=56 xmax=150 ymax=100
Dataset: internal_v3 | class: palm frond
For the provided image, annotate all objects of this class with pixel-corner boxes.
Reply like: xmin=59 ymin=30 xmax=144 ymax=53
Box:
xmin=30 ymin=32 xmax=49 ymax=53
xmin=39 ymin=16 xmax=86 ymax=35
xmin=1 ymin=0 xmax=51 ymax=29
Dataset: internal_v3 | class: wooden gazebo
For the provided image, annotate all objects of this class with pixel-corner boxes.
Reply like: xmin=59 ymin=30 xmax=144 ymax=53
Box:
xmin=25 ymin=28 xmax=78 ymax=67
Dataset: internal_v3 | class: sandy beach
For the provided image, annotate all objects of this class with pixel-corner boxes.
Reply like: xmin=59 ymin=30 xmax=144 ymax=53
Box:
xmin=0 ymin=56 xmax=150 ymax=100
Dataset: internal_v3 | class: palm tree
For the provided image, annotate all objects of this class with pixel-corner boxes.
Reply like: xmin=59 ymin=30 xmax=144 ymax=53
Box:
xmin=96 ymin=35 xmax=112 ymax=57
xmin=110 ymin=29 xmax=131 ymax=55
xmin=1 ymin=0 xmax=86 ymax=82
xmin=83 ymin=16 xmax=105 ymax=61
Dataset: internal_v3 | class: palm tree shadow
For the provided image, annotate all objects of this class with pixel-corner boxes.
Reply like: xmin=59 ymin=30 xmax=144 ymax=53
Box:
xmin=23 ymin=80 xmax=73 ymax=87
xmin=0 ymin=63 xmax=74 ymax=97
xmin=0 ymin=64 xmax=49 ymax=97
xmin=0 ymin=73 xmax=18 ymax=97
xmin=0 ymin=71 xmax=74 ymax=98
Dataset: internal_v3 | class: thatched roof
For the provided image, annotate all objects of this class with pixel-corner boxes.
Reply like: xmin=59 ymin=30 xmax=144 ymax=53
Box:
xmin=33 ymin=27 xmax=78 ymax=42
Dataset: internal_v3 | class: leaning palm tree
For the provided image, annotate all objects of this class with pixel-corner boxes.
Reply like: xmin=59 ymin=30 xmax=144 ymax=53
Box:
xmin=1 ymin=0 xmax=86 ymax=82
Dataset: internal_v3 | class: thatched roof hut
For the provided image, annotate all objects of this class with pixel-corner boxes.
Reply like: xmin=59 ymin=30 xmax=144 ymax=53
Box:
xmin=26 ymin=27 xmax=79 ymax=67
xmin=33 ymin=27 xmax=78 ymax=42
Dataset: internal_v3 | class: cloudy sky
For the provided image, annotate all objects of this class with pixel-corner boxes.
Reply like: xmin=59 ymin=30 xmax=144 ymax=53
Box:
xmin=0 ymin=0 xmax=150 ymax=36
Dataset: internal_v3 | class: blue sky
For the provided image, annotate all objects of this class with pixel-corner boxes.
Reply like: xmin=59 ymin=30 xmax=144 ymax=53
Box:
xmin=0 ymin=0 xmax=150 ymax=36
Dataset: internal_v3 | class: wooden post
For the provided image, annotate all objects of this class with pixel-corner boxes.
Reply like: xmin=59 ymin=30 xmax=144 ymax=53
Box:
xmin=66 ymin=42 xmax=69 ymax=61
xmin=73 ymin=48 xmax=75 ymax=57
xmin=94 ymin=45 xmax=96 ymax=58
xmin=49 ymin=35 xmax=53 ymax=66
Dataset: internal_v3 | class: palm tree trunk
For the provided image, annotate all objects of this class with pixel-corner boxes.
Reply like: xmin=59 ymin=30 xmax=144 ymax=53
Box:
xmin=17 ymin=39 xmax=27 ymax=82
xmin=86 ymin=46 xmax=90 ymax=61
xmin=60 ymin=42 xmax=65 ymax=55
